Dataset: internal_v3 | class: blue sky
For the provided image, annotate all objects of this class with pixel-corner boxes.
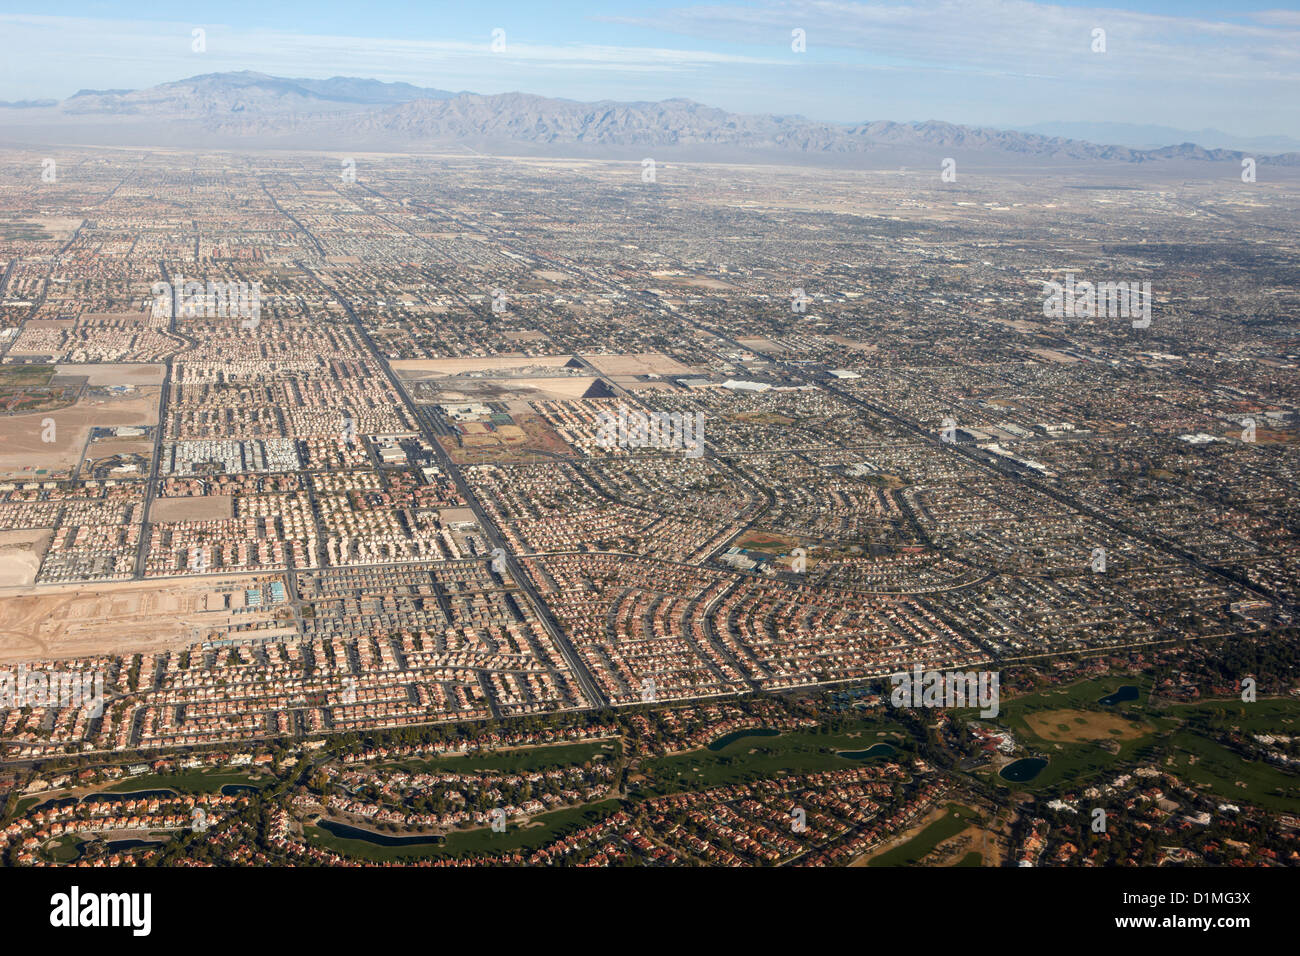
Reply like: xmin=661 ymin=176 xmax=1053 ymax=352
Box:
xmin=1 ymin=1 xmax=1297 ymax=135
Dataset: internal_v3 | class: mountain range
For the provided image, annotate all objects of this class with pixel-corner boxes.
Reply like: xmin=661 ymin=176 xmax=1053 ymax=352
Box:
xmin=3 ymin=71 xmax=1296 ymax=167
xmin=1015 ymin=121 xmax=1300 ymax=156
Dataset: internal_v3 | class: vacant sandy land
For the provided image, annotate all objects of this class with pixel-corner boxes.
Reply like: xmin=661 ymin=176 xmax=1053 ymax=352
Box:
xmin=31 ymin=217 xmax=82 ymax=240
xmin=580 ymin=353 xmax=692 ymax=376
xmin=677 ymin=277 xmax=736 ymax=291
xmin=1026 ymin=348 xmax=1080 ymax=364
xmin=0 ymin=390 xmax=159 ymax=477
xmin=991 ymin=318 xmax=1042 ymax=333
xmin=0 ymin=529 xmax=52 ymax=587
xmin=476 ymin=377 xmax=601 ymax=400
xmin=828 ymin=336 xmax=879 ymax=352
xmin=55 ymin=363 xmax=165 ymax=385
xmin=737 ymin=337 xmax=786 ymax=353
xmin=392 ymin=355 xmax=574 ymax=378
xmin=623 ymin=380 xmax=679 ymax=391
xmin=149 ymin=495 xmax=233 ymax=522
xmin=0 ymin=577 xmax=255 ymax=663
xmin=87 ymin=438 xmax=153 ymax=459
xmin=503 ymin=330 xmax=551 ymax=342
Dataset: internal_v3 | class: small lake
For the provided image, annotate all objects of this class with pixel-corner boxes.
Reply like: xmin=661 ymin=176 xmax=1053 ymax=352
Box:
xmin=707 ymin=728 xmax=780 ymax=751
xmin=839 ymin=744 xmax=897 ymax=760
xmin=221 ymin=784 xmax=258 ymax=796
xmin=999 ymin=758 xmax=1048 ymax=783
xmin=1098 ymin=685 xmax=1139 ymax=706
xmin=316 ymin=819 xmax=446 ymax=848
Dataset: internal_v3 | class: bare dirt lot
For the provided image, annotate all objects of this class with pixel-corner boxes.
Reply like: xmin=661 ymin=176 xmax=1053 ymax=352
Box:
xmin=149 ymin=495 xmax=233 ymax=523
xmin=54 ymin=363 xmax=165 ymax=386
xmin=392 ymin=355 xmax=575 ymax=378
xmin=677 ymin=276 xmax=736 ymax=291
xmin=734 ymin=529 xmax=802 ymax=553
xmin=1026 ymin=348 xmax=1080 ymax=364
xmin=30 ymin=217 xmax=82 ymax=240
xmin=0 ymin=529 xmax=52 ymax=587
xmin=482 ymin=377 xmax=604 ymax=400
xmin=439 ymin=412 xmax=575 ymax=464
xmin=0 ymin=575 xmax=284 ymax=663
xmin=86 ymin=437 xmax=153 ymax=459
xmin=737 ymin=337 xmax=786 ymax=353
xmin=0 ymin=388 xmax=160 ymax=477
xmin=503 ymin=330 xmax=552 ymax=343
xmin=580 ymin=353 xmax=694 ymax=376
xmin=828 ymin=336 xmax=879 ymax=352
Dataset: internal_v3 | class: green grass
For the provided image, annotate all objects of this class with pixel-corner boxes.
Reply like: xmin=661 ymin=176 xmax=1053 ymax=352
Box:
xmin=305 ymin=798 xmax=625 ymax=862
xmin=868 ymin=804 xmax=977 ymax=867
xmin=0 ymin=365 xmax=54 ymax=387
xmin=995 ymin=676 xmax=1153 ymax=721
xmin=1165 ymin=729 xmax=1300 ymax=812
xmin=1168 ymin=697 xmax=1300 ymax=735
xmin=968 ymin=676 xmax=1165 ymax=792
xmin=105 ymin=770 xmax=271 ymax=794
xmin=968 ymin=677 xmax=1300 ymax=804
xmin=46 ymin=836 xmax=82 ymax=863
xmin=380 ymin=740 xmax=619 ymax=775
xmin=642 ymin=721 xmax=909 ymax=794
xmin=955 ymin=851 xmax=983 ymax=867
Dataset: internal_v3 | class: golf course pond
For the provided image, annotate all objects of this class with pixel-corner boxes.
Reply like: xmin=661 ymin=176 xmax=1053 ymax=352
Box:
xmin=707 ymin=728 xmax=780 ymax=751
xmin=315 ymin=819 xmax=446 ymax=847
xmin=999 ymin=757 xmax=1048 ymax=783
xmin=1098 ymin=685 xmax=1140 ymax=706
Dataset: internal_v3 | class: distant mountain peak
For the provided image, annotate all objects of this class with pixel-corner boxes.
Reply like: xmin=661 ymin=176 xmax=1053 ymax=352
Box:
xmin=57 ymin=71 xmax=456 ymax=117
xmin=11 ymin=72 xmax=1298 ymax=166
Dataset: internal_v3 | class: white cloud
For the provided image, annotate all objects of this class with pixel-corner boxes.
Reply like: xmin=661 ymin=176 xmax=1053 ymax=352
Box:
xmin=602 ymin=0 xmax=1300 ymax=83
